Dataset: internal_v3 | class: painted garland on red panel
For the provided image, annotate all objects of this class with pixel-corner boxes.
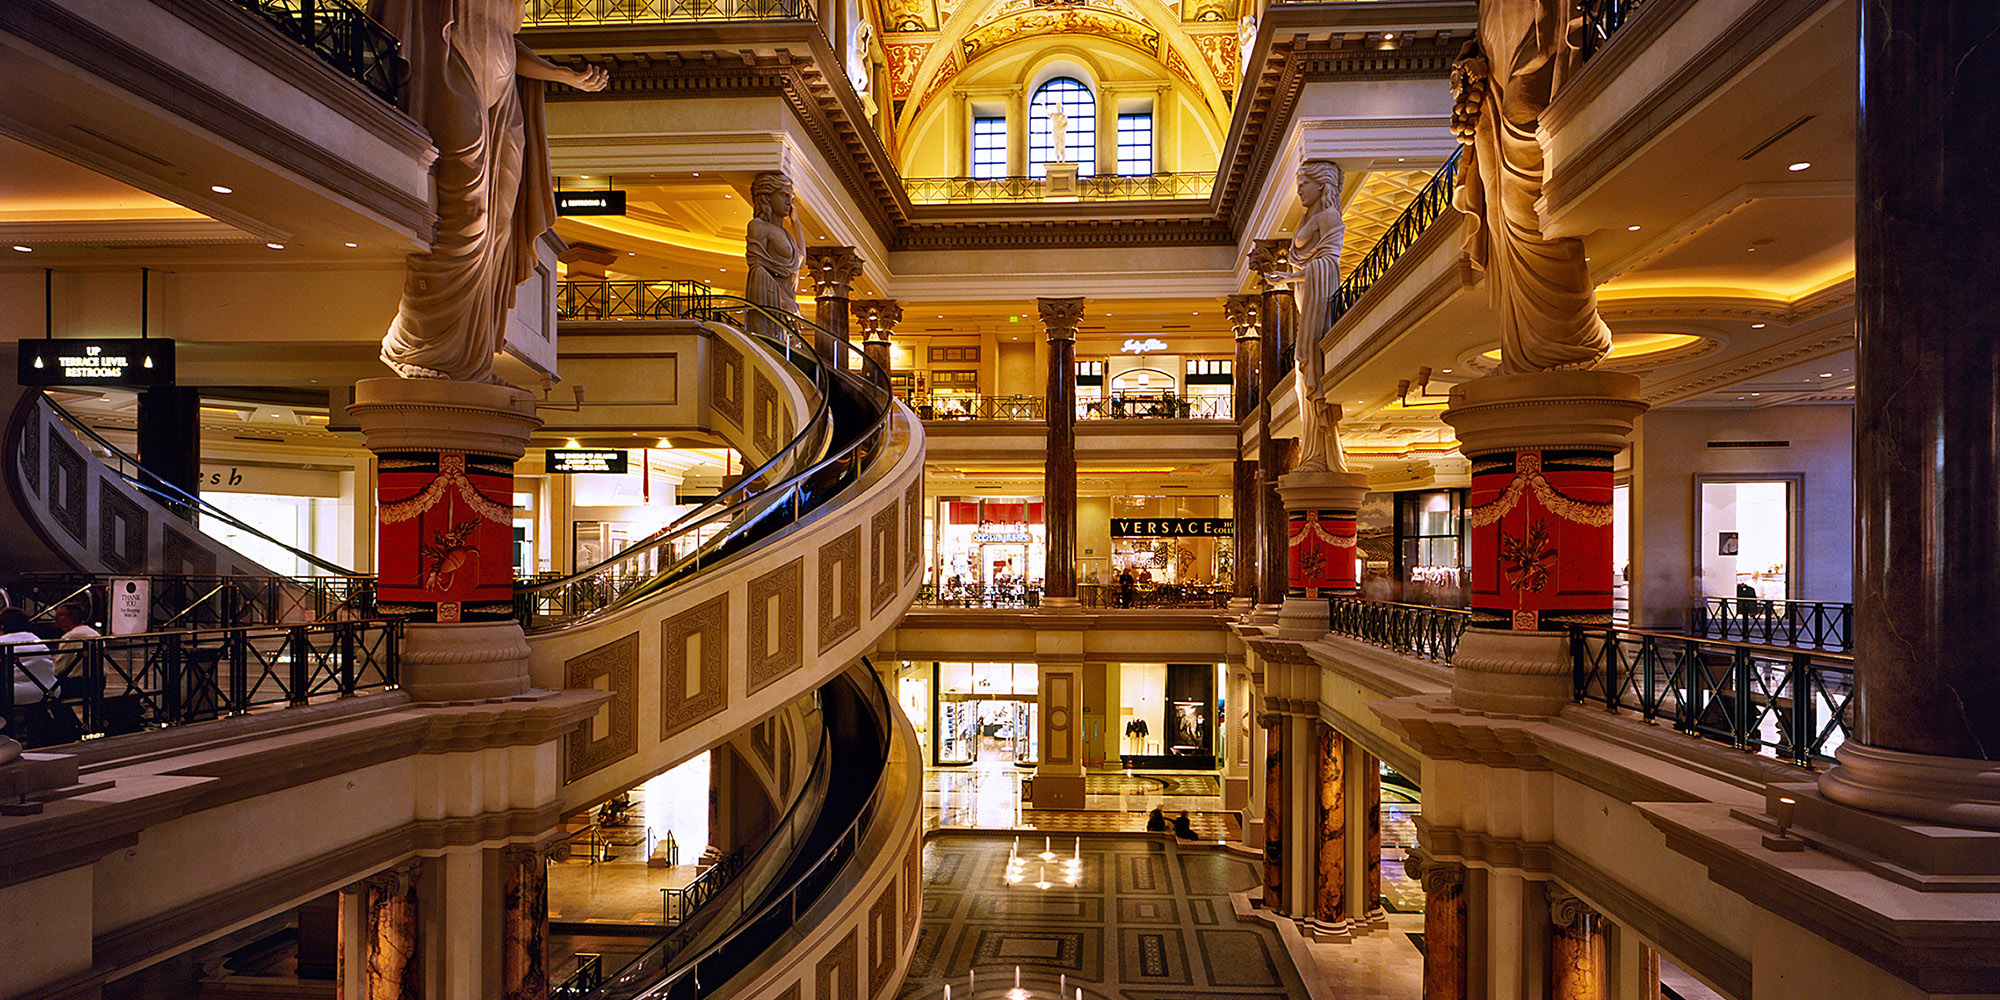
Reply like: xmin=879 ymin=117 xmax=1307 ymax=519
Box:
xmin=377 ymin=451 xmax=516 ymax=622
xmin=1466 ymin=449 xmax=1614 ymax=631
xmin=1287 ymin=509 xmax=1359 ymax=597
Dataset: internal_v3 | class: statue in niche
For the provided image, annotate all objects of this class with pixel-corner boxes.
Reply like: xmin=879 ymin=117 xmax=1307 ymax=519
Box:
xmin=1049 ymin=106 xmax=1070 ymax=163
xmin=1268 ymin=160 xmax=1349 ymax=473
xmin=1449 ymin=0 xmax=1611 ymax=373
xmin=371 ymin=0 xmax=608 ymax=385
xmin=745 ymin=171 xmax=807 ymax=335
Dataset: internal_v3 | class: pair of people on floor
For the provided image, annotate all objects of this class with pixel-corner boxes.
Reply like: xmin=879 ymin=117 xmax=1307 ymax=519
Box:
xmin=1145 ymin=807 xmax=1197 ymax=839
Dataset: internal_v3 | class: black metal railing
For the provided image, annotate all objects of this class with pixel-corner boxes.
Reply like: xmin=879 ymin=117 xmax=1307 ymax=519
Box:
xmin=1327 ymin=597 xmax=1469 ymax=662
xmin=2 ymin=619 xmax=399 ymax=748
xmin=231 ymin=0 xmax=403 ymax=103
xmin=524 ymin=0 xmax=817 ymax=24
xmin=10 ymin=573 xmax=376 ymax=630
xmin=554 ymin=954 xmax=605 ymax=999
xmin=1080 ymin=393 xmax=1233 ymax=420
xmin=1577 ymin=0 xmax=1651 ymax=62
xmin=519 ymin=292 xmax=899 ymax=631
xmin=903 ymin=172 xmax=1211 ymax=204
xmin=917 ymin=583 xmax=1039 ymax=609
xmin=662 ymin=847 xmax=748 ymax=923
xmin=1080 ymin=583 xmax=1230 ymax=609
xmin=557 ymin=279 xmax=715 ymax=321
xmin=1571 ymin=626 xmax=1853 ymax=767
xmin=912 ymin=394 xmax=1046 ymax=421
xmin=1326 ymin=148 xmax=1462 ymax=329
xmin=1691 ymin=597 xmax=1851 ymax=651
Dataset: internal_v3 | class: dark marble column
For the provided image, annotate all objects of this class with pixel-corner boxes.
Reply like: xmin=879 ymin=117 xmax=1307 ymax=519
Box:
xmin=1226 ymin=293 xmax=1261 ymax=421
xmin=852 ymin=299 xmax=902 ymax=374
xmin=1039 ymin=297 xmax=1084 ymax=605
xmin=1409 ymin=849 xmax=1468 ymax=1000
xmin=1547 ymin=887 xmax=1605 ymax=1000
xmin=138 ymin=385 xmax=201 ymax=515
xmin=1820 ymin=0 xmax=2000 ymax=828
xmin=502 ymin=846 xmax=550 ymax=1000
xmin=1249 ymin=240 xmax=1295 ymax=611
xmin=1314 ymin=721 xmax=1347 ymax=927
xmin=1231 ymin=459 xmax=1258 ymax=608
xmin=1262 ymin=712 xmax=1284 ymax=909
xmin=807 ymin=246 xmax=864 ymax=364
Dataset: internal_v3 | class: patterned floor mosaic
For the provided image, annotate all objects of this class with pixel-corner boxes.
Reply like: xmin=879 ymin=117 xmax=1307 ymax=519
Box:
xmin=898 ymin=835 xmax=1310 ymax=1000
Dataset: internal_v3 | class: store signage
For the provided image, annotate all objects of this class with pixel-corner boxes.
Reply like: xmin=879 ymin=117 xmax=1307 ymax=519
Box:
xmin=1121 ymin=337 xmax=1168 ymax=354
xmin=972 ymin=530 xmax=1032 ymax=544
xmin=546 ymin=448 xmax=629 ymax=474
xmin=110 ymin=578 xmax=150 ymax=636
xmin=555 ymin=190 xmax=627 ymax=215
xmin=1111 ymin=517 xmax=1231 ymax=537
xmin=18 ymin=338 xmax=175 ymax=387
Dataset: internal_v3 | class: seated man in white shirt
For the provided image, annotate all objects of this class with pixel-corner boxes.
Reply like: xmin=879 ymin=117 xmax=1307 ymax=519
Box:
xmin=1 ymin=606 xmax=56 ymax=705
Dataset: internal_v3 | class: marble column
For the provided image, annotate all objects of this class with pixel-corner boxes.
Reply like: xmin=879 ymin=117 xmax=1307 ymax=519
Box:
xmin=1223 ymin=666 xmax=1253 ymax=810
xmin=1547 ymin=886 xmax=1605 ymax=1000
xmin=1248 ymin=241 xmax=1294 ymax=616
xmin=350 ymin=380 xmax=541 ymax=702
xmin=1361 ymin=748 xmax=1382 ymax=918
xmin=1409 ymin=848 xmax=1468 ymax=1000
xmin=1818 ymin=0 xmax=2000 ymax=829
xmin=807 ymin=246 xmax=865 ymax=364
xmin=852 ymin=299 xmax=902 ymax=374
xmin=341 ymin=861 xmax=422 ymax=1000
xmin=502 ymin=845 xmax=550 ymax=1000
xmin=1313 ymin=722 xmax=1347 ymax=931
xmin=1261 ymin=711 xmax=1283 ymax=909
xmin=1039 ymin=297 xmax=1084 ymax=607
xmin=1440 ymin=372 xmax=1645 ymax=715
xmin=1227 ymin=294 xmax=1261 ymax=612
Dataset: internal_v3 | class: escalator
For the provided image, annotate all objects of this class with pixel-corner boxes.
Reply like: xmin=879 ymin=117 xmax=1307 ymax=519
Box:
xmin=0 ymin=380 xmax=363 ymax=596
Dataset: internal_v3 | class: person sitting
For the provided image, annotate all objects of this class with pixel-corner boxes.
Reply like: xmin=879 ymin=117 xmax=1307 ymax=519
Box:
xmin=51 ymin=602 xmax=100 ymax=643
xmin=1145 ymin=807 xmax=1169 ymax=832
xmin=1 ymin=607 xmax=55 ymax=705
xmin=1172 ymin=811 xmax=1197 ymax=840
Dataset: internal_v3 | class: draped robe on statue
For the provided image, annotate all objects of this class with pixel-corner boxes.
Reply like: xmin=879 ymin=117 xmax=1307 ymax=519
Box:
xmin=1287 ymin=172 xmax=1345 ymax=472
xmin=1453 ymin=0 xmax=1610 ymax=373
xmin=373 ymin=0 xmax=557 ymax=384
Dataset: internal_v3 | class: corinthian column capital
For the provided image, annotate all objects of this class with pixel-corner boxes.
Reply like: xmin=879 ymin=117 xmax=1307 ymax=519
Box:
xmin=1037 ymin=296 xmax=1086 ymax=341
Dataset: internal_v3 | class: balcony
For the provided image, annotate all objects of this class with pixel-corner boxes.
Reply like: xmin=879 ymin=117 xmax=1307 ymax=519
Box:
xmin=903 ymin=172 xmax=1213 ymax=205
xmin=523 ymin=0 xmax=816 ymax=24
xmin=912 ymin=393 xmax=1234 ymax=422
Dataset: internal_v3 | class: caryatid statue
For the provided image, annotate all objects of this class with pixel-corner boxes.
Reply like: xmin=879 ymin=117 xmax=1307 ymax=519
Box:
xmin=372 ymin=0 xmax=608 ymax=384
xmin=745 ymin=172 xmax=808 ymax=334
xmin=1269 ymin=160 xmax=1350 ymax=473
xmin=1449 ymin=0 xmax=1611 ymax=373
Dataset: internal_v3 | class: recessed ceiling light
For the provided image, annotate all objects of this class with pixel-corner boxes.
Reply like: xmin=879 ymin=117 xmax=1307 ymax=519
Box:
xmin=724 ymin=193 xmax=732 ymax=198
xmin=1750 ymin=323 xmax=1766 ymax=328
xmin=1383 ymin=32 xmax=1394 ymax=39
xmin=579 ymin=175 xmax=591 ymax=180
xmin=692 ymin=172 xmax=700 ymax=176
xmin=11 ymin=245 xmax=30 ymax=253
xmin=1440 ymin=368 xmax=1453 ymax=373
xmin=628 ymin=252 xmax=636 ymax=256
xmin=266 ymin=242 xmax=285 ymax=249
xmin=1751 ymin=392 xmax=1761 ymax=396
xmin=1747 ymin=247 xmax=1758 ymax=252
xmin=1788 ymin=162 xmax=1811 ymax=171
xmin=210 ymin=184 xmax=233 ymax=194
xmin=1820 ymin=372 xmax=1834 ymax=377
xmin=1626 ymin=225 xmax=1642 ymax=231
xmin=344 ymin=241 xmax=359 ymax=248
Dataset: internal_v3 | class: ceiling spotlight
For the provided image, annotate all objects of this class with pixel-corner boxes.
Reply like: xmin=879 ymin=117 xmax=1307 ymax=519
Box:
xmin=11 ymin=245 xmax=31 ymax=253
xmin=1788 ymin=161 xmax=1811 ymax=171
xmin=266 ymin=242 xmax=285 ymax=249
xmin=1626 ymin=224 xmax=1642 ymax=231
xmin=1750 ymin=322 xmax=1766 ymax=328
xmin=1440 ymin=368 xmax=1453 ymax=373
xmin=344 ymin=241 xmax=359 ymax=248
xmin=211 ymin=184 xmax=233 ymax=194
xmin=692 ymin=172 xmax=700 ymax=176
xmin=1820 ymin=372 xmax=1834 ymax=378
xmin=628 ymin=252 xmax=636 ymax=256
xmin=1751 ymin=392 xmax=1762 ymax=397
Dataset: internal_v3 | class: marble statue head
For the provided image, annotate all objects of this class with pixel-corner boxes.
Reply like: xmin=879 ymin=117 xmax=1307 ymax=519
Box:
xmin=1297 ymin=160 xmax=1342 ymax=212
xmin=751 ymin=171 xmax=794 ymax=222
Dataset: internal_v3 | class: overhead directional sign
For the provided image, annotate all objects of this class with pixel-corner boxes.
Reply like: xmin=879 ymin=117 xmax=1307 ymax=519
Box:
xmin=19 ymin=338 xmax=175 ymax=387
xmin=546 ymin=448 xmax=629 ymax=474
xmin=556 ymin=190 xmax=627 ymax=216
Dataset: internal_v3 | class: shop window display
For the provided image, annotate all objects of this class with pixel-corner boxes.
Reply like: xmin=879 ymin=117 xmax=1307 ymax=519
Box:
xmin=933 ymin=662 xmax=1039 ymax=765
xmin=933 ymin=498 xmax=1045 ymax=606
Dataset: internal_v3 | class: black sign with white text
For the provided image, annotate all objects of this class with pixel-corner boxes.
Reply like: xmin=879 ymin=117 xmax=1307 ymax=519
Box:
xmin=546 ymin=449 xmax=629 ymax=474
xmin=555 ymin=190 xmax=627 ymax=216
xmin=1110 ymin=517 xmax=1232 ymax=537
xmin=19 ymin=338 xmax=175 ymax=387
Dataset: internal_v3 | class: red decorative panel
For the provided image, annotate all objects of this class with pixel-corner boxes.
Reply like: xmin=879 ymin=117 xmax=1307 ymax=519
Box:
xmin=946 ymin=501 xmax=979 ymax=525
xmin=1287 ymin=510 xmax=1358 ymax=596
xmin=1466 ymin=449 xmax=1615 ymax=631
xmin=377 ymin=451 xmax=516 ymax=622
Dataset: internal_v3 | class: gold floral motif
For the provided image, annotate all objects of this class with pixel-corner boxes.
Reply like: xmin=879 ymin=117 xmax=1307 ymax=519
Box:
xmin=1499 ymin=517 xmax=1555 ymax=593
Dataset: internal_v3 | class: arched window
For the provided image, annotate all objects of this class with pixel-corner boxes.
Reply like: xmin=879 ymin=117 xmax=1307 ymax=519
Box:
xmin=1029 ymin=77 xmax=1096 ymax=177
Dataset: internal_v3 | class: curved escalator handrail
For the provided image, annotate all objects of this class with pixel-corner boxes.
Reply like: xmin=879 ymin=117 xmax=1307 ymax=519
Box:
xmin=519 ymin=296 xmax=903 ymax=631
xmin=586 ymin=663 xmax=899 ymax=1000
xmin=39 ymin=394 xmax=361 ymax=578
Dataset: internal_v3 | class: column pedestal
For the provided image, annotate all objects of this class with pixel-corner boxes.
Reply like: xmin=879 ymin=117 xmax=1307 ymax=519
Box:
xmin=1275 ymin=470 xmax=1368 ymax=639
xmin=1441 ymin=371 xmax=1644 ymax=716
xmin=350 ymin=378 xmax=541 ymax=703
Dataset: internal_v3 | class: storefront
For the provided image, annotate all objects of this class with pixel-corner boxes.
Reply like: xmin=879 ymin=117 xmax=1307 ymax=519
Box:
xmin=930 ymin=662 xmax=1039 ymax=767
xmin=933 ymin=497 xmax=1045 ymax=602
xmin=1089 ymin=497 xmax=1231 ymax=606
xmin=1114 ymin=662 xmax=1221 ymax=769
xmin=1075 ymin=354 xmax=1234 ymax=419
xmin=1393 ymin=489 xmax=1469 ymax=607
